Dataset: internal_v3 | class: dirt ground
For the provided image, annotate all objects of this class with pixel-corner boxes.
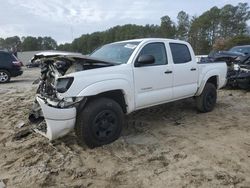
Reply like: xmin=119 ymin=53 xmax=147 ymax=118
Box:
xmin=0 ymin=68 xmax=250 ymax=188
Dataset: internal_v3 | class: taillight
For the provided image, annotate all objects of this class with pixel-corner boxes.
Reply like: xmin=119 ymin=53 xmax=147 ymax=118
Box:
xmin=12 ymin=54 xmax=23 ymax=66
xmin=12 ymin=61 xmax=22 ymax=67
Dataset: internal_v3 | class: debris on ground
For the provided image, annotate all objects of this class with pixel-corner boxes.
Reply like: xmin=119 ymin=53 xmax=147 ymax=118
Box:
xmin=12 ymin=129 xmax=33 ymax=141
xmin=0 ymin=180 xmax=6 ymax=188
xmin=16 ymin=121 xmax=26 ymax=129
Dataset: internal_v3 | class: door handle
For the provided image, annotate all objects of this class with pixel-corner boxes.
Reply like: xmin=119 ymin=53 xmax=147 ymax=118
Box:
xmin=165 ymin=70 xmax=173 ymax=74
xmin=190 ymin=68 xmax=197 ymax=71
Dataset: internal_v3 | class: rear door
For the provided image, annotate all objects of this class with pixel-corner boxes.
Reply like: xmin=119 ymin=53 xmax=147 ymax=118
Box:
xmin=133 ymin=42 xmax=173 ymax=109
xmin=169 ymin=43 xmax=198 ymax=99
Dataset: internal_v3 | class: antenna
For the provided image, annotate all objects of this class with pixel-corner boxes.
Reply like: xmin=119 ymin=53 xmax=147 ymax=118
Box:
xmin=70 ymin=26 xmax=74 ymax=41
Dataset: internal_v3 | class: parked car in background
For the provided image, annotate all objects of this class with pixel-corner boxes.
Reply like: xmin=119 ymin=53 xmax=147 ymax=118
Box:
xmin=229 ymin=45 xmax=250 ymax=55
xmin=26 ymin=59 xmax=41 ymax=68
xmin=0 ymin=51 xmax=23 ymax=83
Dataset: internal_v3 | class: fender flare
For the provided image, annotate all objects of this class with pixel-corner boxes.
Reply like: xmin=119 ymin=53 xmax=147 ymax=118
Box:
xmin=77 ymin=79 xmax=134 ymax=113
xmin=196 ymin=69 xmax=219 ymax=96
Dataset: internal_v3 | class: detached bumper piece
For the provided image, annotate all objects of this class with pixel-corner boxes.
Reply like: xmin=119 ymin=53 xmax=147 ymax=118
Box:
xmin=227 ymin=71 xmax=250 ymax=90
xmin=35 ymin=96 xmax=76 ymax=140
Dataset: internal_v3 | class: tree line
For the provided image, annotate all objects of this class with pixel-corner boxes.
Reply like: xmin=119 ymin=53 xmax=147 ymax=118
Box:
xmin=0 ymin=36 xmax=57 ymax=53
xmin=0 ymin=2 xmax=250 ymax=55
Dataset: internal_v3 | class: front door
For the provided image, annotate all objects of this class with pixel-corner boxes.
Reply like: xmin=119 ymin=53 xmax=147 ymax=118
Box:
xmin=133 ymin=42 xmax=173 ymax=109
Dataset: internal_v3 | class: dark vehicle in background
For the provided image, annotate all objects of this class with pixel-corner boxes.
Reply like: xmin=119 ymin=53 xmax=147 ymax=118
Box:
xmin=229 ymin=45 xmax=250 ymax=55
xmin=226 ymin=46 xmax=250 ymax=89
xmin=26 ymin=60 xmax=41 ymax=68
xmin=0 ymin=51 xmax=23 ymax=83
xmin=205 ymin=45 xmax=250 ymax=90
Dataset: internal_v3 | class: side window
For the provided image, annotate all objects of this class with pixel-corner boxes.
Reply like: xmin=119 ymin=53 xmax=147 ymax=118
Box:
xmin=169 ymin=43 xmax=191 ymax=64
xmin=0 ymin=53 xmax=13 ymax=64
xmin=0 ymin=54 xmax=2 ymax=64
xmin=137 ymin=43 xmax=167 ymax=66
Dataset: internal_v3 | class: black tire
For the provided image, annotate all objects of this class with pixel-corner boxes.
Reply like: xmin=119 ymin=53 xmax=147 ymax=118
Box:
xmin=196 ymin=83 xmax=217 ymax=113
xmin=238 ymin=81 xmax=250 ymax=90
xmin=0 ymin=69 xmax=10 ymax=83
xmin=75 ymin=98 xmax=124 ymax=148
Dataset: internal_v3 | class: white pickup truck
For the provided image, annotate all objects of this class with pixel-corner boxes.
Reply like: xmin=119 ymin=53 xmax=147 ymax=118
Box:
xmin=29 ymin=38 xmax=227 ymax=148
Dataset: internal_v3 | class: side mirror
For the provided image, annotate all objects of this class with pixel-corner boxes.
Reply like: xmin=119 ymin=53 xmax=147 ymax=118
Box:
xmin=136 ymin=55 xmax=155 ymax=67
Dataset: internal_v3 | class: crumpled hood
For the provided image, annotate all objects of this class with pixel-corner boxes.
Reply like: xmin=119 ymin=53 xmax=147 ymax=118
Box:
xmin=31 ymin=51 xmax=116 ymax=65
xmin=56 ymin=63 xmax=132 ymax=99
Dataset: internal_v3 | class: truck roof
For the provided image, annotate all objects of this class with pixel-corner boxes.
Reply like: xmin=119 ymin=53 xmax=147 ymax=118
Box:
xmin=112 ymin=38 xmax=189 ymax=45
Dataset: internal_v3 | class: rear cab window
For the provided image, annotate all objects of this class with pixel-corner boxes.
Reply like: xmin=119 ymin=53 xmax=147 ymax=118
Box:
xmin=169 ymin=43 xmax=191 ymax=64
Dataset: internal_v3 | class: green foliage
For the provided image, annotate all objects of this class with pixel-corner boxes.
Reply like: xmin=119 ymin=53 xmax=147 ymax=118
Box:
xmin=177 ymin=11 xmax=190 ymax=40
xmin=0 ymin=38 xmax=4 ymax=48
xmin=219 ymin=3 xmax=250 ymax=37
xmin=40 ymin=37 xmax=57 ymax=50
xmin=60 ymin=24 xmax=162 ymax=54
xmin=213 ymin=35 xmax=250 ymax=51
xmin=226 ymin=35 xmax=250 ymax=49
xmin=57 ymin=43 xmax=72 ymax=51
xmin=0 ymin=36 xmax=21 ymax=51
xmin=21 ymin=36 xmax=57 ymax=51
xmin=21 ymin=36 xmax=40 ymax=51
xmin=60 ymin=2 xmax=250 ymax=55
xmin=188 ymin=3 xmax=250 ymax=54
xmin=0 ymin=36 xmax=57 ymax=52
xmin=160 ymin=16 xmax=176 ymax=38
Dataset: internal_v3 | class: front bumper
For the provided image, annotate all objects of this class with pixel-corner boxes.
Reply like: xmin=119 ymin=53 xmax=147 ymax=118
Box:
xmin=36 ymin=96 xmax=76 ymax=140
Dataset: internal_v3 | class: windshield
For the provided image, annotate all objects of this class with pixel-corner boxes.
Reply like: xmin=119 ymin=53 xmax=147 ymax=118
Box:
xmin=229 ymin=46 xmax=250 ymax=55
xmin=90 ymin=42 xmax=140 ymax=64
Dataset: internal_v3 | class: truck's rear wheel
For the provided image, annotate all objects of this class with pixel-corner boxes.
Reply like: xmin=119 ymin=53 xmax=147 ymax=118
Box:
xmin=75 ymin=98 xmax=124 ymax=148
xmin=196 ymin=83 xmax=217 ymax=113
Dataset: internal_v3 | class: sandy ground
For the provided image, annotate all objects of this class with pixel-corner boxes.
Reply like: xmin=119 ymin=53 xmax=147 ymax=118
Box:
xmin=0 ymin=68 xmax=250 ymax=188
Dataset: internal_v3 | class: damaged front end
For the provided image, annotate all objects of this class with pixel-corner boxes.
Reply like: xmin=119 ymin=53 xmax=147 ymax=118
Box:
xmin=29 ymin=52 xmax=114 ymax=140
xmin=207 ymin=51 xmax=250 ymax=90
xmin=225 ymin=55 xmax=250 ymax=90
xmin=227 ymin=65 xmax=250 ymax=90
xmin=31 ymin=96 xmax=77 ymax=140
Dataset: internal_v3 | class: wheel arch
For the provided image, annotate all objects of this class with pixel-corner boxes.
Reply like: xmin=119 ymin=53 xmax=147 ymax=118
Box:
xmin=196 ymin=71 xmax=219 ymax=96
xmin=76 ymin=79 xmax=134 ymax=114
xmin=84 ymin=90 xmax=128 ymax=113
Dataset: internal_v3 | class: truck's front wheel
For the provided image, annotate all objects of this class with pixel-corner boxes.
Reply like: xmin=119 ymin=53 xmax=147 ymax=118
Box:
xmin=75 ymin=98 xmax=124 ymax=148
xmin=196 ymin=83 xmax=217 ymax=113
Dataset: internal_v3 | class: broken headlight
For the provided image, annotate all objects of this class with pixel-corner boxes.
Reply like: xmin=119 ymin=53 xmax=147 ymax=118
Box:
xmin=233 ymin=64 xmax=240 ymax=71
xmin=56 ymin=77 xmax=74 ymax=93
xmin=58 ymin=96 xmax=84 ymax=108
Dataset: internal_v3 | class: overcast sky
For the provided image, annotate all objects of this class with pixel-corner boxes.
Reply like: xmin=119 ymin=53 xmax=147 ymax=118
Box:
xmin=0 ymin=0 xmax=248 ymax=44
